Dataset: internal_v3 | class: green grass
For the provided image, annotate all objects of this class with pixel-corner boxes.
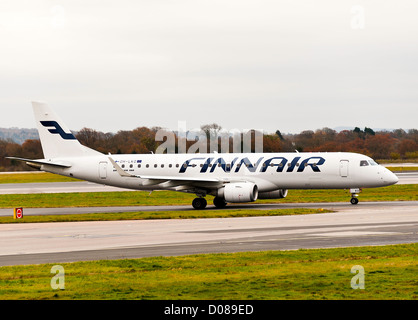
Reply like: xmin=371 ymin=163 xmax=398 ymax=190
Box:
xmin=0 ymin=190 xmax=198 ymax=208
xmin=0 ymin=184 xmax=415 ymax=209
xmin=0 ymin=208 xmax=332 ymax=224
xmin=0 ymin=244 xmax=416 ymax=300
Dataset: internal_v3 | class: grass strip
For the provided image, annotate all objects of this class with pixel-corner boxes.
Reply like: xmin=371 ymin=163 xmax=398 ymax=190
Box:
xmin=0 ymin=184 xmax=416 ymax=209
xmin=0 ymin=244 xmax=416 ymax=300
xmin=387 ymin=167 xmax=418 ymax=172
xmin=0 ymin=208 xmax=331 ymax=224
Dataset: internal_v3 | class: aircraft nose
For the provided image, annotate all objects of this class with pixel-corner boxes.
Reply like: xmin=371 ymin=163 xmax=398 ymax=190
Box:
xmin=383 ymin=169 xmax=399 ymax=185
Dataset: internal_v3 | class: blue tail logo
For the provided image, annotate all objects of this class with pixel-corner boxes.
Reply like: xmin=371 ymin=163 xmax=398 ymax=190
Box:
xmin=40 ymin=121 xmax=77 ymax=140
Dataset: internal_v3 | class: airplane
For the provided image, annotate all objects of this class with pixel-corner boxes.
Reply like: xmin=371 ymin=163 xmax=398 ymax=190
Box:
xmin=7 ymin=102 xmax=399 ymax=209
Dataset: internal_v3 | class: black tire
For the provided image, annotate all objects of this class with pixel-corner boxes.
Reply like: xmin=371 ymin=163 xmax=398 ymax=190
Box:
xmin=213 ymin=197 xmax=227 ymax=209
xmin=350 ymin=197 xmax=359 ymax=205
xmin=192 ymin=197 xmax=207 ymax=210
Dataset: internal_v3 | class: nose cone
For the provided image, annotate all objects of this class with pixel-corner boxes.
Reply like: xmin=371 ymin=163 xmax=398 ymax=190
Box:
xmin=382 ymin=168 xmax=399 ymax=186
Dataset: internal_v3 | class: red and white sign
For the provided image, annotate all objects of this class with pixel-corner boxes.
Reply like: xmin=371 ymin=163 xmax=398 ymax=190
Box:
xmin=14 ymin=207 xmax=23 ymax=219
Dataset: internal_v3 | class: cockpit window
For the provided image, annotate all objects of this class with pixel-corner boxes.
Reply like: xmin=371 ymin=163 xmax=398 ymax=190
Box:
xmin=368 ymin=160 xmax=378 ymax=166
xmin=360 ymin=160 xmax=369 ymax=166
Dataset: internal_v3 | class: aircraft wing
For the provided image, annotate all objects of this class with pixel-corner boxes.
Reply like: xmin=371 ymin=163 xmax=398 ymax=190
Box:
xmin=108 ymin=157 xmax=226 ymax=189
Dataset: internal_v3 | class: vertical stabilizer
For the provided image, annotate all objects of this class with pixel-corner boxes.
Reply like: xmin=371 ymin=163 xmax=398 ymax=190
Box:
xmin=32 ymin=101 xmax=102 ymax=159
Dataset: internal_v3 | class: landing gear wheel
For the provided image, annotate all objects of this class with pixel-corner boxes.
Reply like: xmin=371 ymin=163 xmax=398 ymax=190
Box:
xmin=350 ymin=197 xmax=359 ymax=205
xmin=192 ymin=197 xmax=207 ymax=210
xmin=213 ymin=197 xmax=227 ymax=209
xmin=349 ymin=188 xmax=361 ymax=205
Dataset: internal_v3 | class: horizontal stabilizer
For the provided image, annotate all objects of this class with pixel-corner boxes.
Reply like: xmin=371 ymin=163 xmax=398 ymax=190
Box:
xmin=6 ymin=157 xmax=72 ymax=168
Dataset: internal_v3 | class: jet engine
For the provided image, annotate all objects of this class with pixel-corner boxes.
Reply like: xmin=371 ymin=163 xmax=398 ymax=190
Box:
xmin=258 ymin=189 xmax=288 ymax=199
xmin=218 ymin=182 xmax=259 ymax=203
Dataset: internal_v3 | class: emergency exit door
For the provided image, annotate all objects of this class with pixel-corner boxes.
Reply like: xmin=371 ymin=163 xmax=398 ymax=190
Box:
xmin=339 ymin=160 xmax=349 ymax=177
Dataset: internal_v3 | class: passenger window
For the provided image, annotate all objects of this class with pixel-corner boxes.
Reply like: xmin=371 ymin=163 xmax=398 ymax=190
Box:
xmin=360 ymin=160 xmax=369 ymax=166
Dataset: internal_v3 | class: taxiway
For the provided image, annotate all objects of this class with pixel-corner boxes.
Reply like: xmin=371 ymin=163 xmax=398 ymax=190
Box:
xmin=0 ymin=201 xmax=417 ymax=266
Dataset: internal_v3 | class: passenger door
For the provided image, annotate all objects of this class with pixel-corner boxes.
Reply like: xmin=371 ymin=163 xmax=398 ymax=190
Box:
xmin=339 ymin=160 xmax=349 ymax=177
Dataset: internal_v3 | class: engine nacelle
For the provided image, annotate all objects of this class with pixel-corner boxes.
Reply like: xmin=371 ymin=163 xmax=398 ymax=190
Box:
xmin=258 ymin=189 xmax=288 ymax=199
xmin=218 ymin=182 xmax=259 ymax=203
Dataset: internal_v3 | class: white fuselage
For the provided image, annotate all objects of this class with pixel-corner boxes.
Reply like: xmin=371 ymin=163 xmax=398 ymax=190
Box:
xmin=42 ymin=152 xmax=398 ymax=193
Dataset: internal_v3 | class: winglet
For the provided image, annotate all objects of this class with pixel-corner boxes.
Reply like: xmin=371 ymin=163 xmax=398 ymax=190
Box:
xmin=108 ymin=157 xmax=137 ymax=178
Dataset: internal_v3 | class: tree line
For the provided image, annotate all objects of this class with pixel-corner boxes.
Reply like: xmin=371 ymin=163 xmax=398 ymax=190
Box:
xmin=0 ymin=126 xmax=417 ymax=172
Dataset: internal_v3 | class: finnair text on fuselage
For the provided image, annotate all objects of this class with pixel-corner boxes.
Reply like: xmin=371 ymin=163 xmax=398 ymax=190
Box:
xmin=113 ymin=155 xmax=326 ymax=174
xmin=179 ymin=156 xmax=325 ymax=173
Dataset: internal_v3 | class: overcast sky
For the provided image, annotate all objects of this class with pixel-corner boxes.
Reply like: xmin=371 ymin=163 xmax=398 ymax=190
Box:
xmin=1 ymin=0 xmax=417 ymax=134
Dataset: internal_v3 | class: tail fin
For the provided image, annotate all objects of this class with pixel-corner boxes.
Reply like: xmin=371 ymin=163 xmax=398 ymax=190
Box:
xmin=33 ymin=101 xmax=102 ymax=159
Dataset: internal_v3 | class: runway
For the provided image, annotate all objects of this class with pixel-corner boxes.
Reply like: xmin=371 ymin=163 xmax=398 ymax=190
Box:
xmin=0 ymin=201 xmax=417 ymax=266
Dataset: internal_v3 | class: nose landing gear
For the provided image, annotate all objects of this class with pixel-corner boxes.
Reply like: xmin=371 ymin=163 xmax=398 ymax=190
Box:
xmin=350 ymin=197 xmax=359 ymax=205
xmin=350 ymin=188 xmax=361 ymax=205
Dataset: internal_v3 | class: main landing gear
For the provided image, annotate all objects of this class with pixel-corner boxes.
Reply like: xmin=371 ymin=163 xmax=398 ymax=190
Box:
xmin=192 ymin=196 xmax=228 ymax=209
xmin=192 ymin=197 xmax=207 ymax=210
xmin=350 ymin=188 xmax=361 ymax=205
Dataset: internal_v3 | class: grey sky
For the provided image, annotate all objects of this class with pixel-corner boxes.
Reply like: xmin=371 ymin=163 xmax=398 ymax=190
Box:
xmin=1 ymin=0 xmax=417 ymax=134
